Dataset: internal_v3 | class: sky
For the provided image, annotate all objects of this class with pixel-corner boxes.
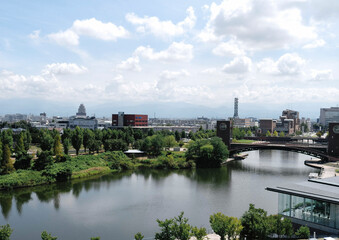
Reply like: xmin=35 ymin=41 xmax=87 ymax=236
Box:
xmin=0 ymin=0 xmax=338 ymax=119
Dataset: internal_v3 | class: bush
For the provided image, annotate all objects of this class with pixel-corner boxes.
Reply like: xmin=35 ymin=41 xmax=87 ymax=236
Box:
xmin=295 ymin=225 xmax=310 ymax=239
xmin=0 ymin=224 xmax=13 ymax=240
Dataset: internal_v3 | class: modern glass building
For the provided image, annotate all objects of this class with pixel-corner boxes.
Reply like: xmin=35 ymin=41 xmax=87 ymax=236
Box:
xmin=267 ymin=177 xmax=339 ymax=234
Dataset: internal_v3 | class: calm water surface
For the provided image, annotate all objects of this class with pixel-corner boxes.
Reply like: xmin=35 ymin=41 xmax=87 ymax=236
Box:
xmin=0 ymin=150 xmax=318 ymax=240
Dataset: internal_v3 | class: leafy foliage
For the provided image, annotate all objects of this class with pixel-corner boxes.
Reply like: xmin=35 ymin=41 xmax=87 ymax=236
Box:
xmin=41 ymin=230 xmax=57 ymax=240
xmin=0 ymin=224 xmax=13 ymax=240
xmin=241 ymin=204 xmax=268 ymax=239
xmin=295 ymin=225 xmax=310 ymax=239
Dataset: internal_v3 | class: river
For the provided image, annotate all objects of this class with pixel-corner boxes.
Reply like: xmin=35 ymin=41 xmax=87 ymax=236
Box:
xmin=0 ymin=150 xmax=318 ymax=240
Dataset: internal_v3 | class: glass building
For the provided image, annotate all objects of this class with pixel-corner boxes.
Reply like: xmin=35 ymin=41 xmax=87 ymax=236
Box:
xmin=267 ymin=177 xmax=339 ymax=234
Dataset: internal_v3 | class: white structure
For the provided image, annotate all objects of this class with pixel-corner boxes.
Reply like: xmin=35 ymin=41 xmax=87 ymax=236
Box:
xmin=69 ymin=117 xmax=98 ymax=130
xmin=76 ymin=103 xmax=87 ymax=118
xmin=320 ymin=107 xmax=339 ymax=126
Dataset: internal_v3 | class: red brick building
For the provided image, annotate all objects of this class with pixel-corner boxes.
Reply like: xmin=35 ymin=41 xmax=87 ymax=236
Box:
xmin=112 ymin=112 xmax=148 ymax=127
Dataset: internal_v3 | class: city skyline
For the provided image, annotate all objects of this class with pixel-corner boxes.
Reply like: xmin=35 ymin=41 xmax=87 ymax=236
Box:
xmin=1 ymin=0 xmax=338 ymax=118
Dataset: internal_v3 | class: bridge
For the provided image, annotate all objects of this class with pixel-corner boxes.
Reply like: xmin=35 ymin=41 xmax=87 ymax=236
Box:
xmin=216 ymin=121 xmax=339 ymax=162
xmin=229 ymin=142 xmax=336 ymax=162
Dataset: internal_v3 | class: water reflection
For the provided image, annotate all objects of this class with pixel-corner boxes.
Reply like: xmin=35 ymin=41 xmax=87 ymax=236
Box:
xmin=0 ymin=150 xmax=317 ymax=220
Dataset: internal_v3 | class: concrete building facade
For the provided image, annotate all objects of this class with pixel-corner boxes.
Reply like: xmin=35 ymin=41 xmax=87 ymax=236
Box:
xmin=320 ymin=107 xmax=339 ymax=126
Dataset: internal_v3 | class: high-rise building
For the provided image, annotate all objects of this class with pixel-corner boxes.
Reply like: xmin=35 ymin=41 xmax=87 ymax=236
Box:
xmin=281 ymin=109 xmax=300 ymax=133
xmin=233 ymin=98 xmax=239 ymax=119
xmin=319 ymin=107 xmax=339 ymax=126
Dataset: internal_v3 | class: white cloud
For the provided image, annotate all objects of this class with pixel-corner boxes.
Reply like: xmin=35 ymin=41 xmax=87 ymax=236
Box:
xmin=116 ymin=56 xmax=141 ymax=72
xmin=134 ymin=42 xmax=193 ymax=62
xmin=48 ymin=30 xmax=79 ymax=46
xmin=157 ymin=69 xmax=190 ymax=90
xmin=72 ymin=18 xmax=129 ymax=41
xmin=213 ymin=39 xmax=245 ymax=56
xmin=257 ymin=58 xmax=280 ymax=75
xmin=126 ymin=7 xmax=196 ymax=38
xmin=48 ymin=18 xmax=129 ymax=47
xmin=199 ymin=0 xmax=319 ymax=50
xmin=277 ymin=53 xmax=305 ymax=75
xmin=257 ymin=53 xmax=305 ymax=75
xmin=29 ymin=30 xmax=40 ymax=40
xmin=303 ymin=39 xmax=326 ymax=49
xmin=311 ymin=69 xmax=333 ymax=81
xmin=222 ymin=56 xmax=252 ymax=74
xmin=42 ymin=63 xmax=88 ymax=75
xmin=159 ymin=69 xmax=190 ymax=80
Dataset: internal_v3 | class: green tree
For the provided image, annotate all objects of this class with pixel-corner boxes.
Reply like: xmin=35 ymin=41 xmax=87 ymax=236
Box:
xmin=1 ymin=129 xmax=13 ymax=150
xmin=14 ymin=153 xmax=32 ymax=170
xmin=62 ymin=138 xmax=71 ymax=155
xmin=246 ymin=130 xmax=252 ymax=137
xmin=273 ymin=130 xmax=278 ymax=137
xmin=155 ymin=218 xmax=174 ymax=240
xmin=103 ymin=139 xmax=128 ymax=152
xmin=266 ymin=131 xmax=271 ymax=137
xmin=134 ymin=232 xmax=144 ymax=240
xmin=22 ymin=130 xmax=32 ymax=151
xmin=148 ymin=128 xmax=155 ymax=136
xmin=188 ymin=131 xmax=194 ymax=140
xmin=83 ymin=129 xmax=93 ymax=153
xmin=316 ymin=131 xmax=322 ymax=138
xmin=226 ymin=217 xmax=243 ymax=240
xmin=171 ymin=212 xmax=192 ymax=240
xmin=191 ymin=227 xmax=206 ymax=240
xmin=14 ymin=132 xmax=25 ymax=156
xmin=267 ymin=215 xmax=293 ymax=239
xmin=279 ymin=131 xmax=285 ymax=137
xmin=295 ymin=225 xmax=310 ymax=239
xmin=0 ymin=224 xmax=13 ymax=240
xmin=88 ymin=139 xmax=102 ymax=154
xmin=164 ymin=135 xmax=177 ymax=150
xmin=209 ymin=212 xmax=228 ymax=240
xmin=174 ymin=131 xmax=181 ymax=141
xmin=150 ymin=135 xmax=164 ymax=156
xmin=181 ymin=131 xmax=186 ymax=139
xmin=71 ymin=127 xmax=83 ymax=155
xmin=40 ymin=131 xmax=54 ymax=151
xmin=53 ymin=134 xmax=62 ymax=156
xmin=41 ymin=230 xmax=57 ymax=240
xmin=241 ymin=204 xmax=268 ymax=239
xmin=210 ymin=213 xmax=242 ymax=240
xmin=1 ymin=144 xmax=14 ymax=174
xmin=90 ymin=237 xmax=100 ymax=240
xmin=33 ymin=151 xmax=54 ymax=171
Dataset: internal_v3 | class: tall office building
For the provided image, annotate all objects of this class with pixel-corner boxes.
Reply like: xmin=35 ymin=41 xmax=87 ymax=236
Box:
xmin=233 ymin=98 xmax=239 ymax=119
xmin=319 ymin=107 xmax=339 ymax=126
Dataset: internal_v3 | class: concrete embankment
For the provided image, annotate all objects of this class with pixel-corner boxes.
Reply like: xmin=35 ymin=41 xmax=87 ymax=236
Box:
xmin=305 ymin=159 xmax=339 ymax=178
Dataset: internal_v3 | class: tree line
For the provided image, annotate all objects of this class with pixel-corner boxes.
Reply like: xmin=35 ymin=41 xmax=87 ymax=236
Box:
xmin=0 ymin=204 xmax=311 ymax=240
xmin=0 ymin=121 xmax=220 ymax=175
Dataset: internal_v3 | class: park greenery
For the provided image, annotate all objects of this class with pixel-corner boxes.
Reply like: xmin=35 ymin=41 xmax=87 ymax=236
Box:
xmin=0 ymin=208 xmax=313 ymax=240
xmin=139 ymin=205 xmax=310 ymax=240
xmin=0 ymin=121 xmax=229 ymax=189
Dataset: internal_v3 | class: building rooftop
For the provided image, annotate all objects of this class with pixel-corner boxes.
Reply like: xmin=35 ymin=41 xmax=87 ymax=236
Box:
xmin=266 ymin=176 xmax=339 ymax=204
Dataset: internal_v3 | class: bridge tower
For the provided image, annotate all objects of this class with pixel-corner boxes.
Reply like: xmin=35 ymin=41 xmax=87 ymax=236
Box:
xmin=328 ymin=122 xmax=339 ymax=157
xmin=217 ymin=120 xmax=231 ymax=148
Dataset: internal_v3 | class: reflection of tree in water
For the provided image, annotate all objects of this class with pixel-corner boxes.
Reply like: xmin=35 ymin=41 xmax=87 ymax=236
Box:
xmin=15 ymin=192 xmax=32 ymax=214
xmin=188 ymin=167 xmax=231 ymax=186
xmin=0 ymin=195 xmax=12 ymax=219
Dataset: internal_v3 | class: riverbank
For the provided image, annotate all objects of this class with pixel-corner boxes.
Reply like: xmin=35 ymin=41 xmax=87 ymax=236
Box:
xmin=305 ymin=159 xmax=339 ymax=178
xmin=0 ymin=151 xmax=195 ymax=190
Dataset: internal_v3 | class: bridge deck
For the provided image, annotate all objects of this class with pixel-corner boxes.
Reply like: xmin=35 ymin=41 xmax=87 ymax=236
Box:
xmin=230 ymin=143 xmax=338 ymax=162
